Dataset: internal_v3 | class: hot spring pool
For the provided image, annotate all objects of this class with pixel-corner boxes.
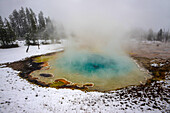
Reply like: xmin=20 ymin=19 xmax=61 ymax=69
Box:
xmin=30 ymin=51 xmax=151 ymax=91
xmin=56 ymin=52 xmax=133 ymax=77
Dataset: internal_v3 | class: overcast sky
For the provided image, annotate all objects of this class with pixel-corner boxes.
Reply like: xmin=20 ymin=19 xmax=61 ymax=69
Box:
xmin=0 ymin=0 xmax=170 ymax=31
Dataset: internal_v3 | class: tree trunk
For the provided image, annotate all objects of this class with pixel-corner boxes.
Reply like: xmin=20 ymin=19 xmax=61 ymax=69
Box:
xmin=26 ymin=45 xmax=30 ymax=53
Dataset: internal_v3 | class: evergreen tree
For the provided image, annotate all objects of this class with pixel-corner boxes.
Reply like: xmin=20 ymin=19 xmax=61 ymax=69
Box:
xmin=30 ymin=14 xmax=37 ymax=43
xmin=45 ymin=17 xmax=55 ymax=42
xmin=4 ymin=18 xmax=11 ymax=45
xmin=30 ymin=8 xmax=37 ymax=26
xmin=38 ymin=11 xmax=46 ymax=40
xmin=5 ymin=18 xmax=16 ymax=44
xmin=38 ymin=11 xmax=45 ymax=31
xmin=0 ymin=17 xmax=16 ymax=47
xmin=0 ymin=16 xmax=3 ymax=27
xmin=9 ymin=14 xmax=17 ymax=37
xmin=19 ymin=7 xmax=28 ymax=37
xmin=157 ymin=29 xmax=163 ymax=41
xmin=12 ymin=9 xmax=20 ymax=37
xmin=25 ymin=7 xmax=38 ymax=44
xmin=0 ymin=16 xmax=6 ymax=46
xmin=43 ymin=30 xmax=49 ymax=43
xmin=147 ymin=29 xmax=154 ymax=41
xmin=29 ymin=8 xmax=37 ymax=44
xmin=26 ymin=7 xmax=31 ymax=28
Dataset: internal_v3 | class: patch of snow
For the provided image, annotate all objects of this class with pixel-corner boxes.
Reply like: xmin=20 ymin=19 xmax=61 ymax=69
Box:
xmin=151 ymin=63 xmax=158 ymax=67
xmin=150 ymin=60 xmax=155 ymax=62
xmin=16 ymin=40 xmax=26 ymax=46
xmin=141 ymin=40 xmax=162 ymax=44
xmin=160 ymin=63 xmax=164 ymax=66
xmin=0 ymin=65 xmax=6 ymax=68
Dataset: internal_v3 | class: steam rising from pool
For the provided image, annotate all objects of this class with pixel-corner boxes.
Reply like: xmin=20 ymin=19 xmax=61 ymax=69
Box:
xmin=31 ymin=13 xmax=151 ymax=91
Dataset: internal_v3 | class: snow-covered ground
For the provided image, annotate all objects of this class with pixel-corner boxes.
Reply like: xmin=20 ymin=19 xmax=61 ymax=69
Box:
xmin=0 ymin=41 xmax=169 ymax=113
xmin=0 ymin=42 xmax=63 ymax=64
xmin=1 ymin=67 xmax=164 ymax=113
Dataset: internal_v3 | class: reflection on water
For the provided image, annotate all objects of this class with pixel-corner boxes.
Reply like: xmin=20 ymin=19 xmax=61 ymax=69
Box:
xmin=30 ymin=51 xmax=151 ymax=91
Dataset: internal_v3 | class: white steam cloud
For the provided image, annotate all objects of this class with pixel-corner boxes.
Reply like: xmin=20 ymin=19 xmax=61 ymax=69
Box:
xmin=0 ymin=0 xmax=170 ymax=54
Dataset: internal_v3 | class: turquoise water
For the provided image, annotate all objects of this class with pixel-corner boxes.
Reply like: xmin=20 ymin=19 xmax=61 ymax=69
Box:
xmin=55 ymin=51 xmax=134 ymax=77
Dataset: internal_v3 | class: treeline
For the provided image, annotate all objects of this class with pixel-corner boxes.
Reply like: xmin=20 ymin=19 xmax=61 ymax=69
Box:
xmin=0 ymin=7 xmax=60 ymax=48
xmin=146 ymin=29 xmax=169 ymax=42
xmin=130 ymin=28 xmax=170 ymax=42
